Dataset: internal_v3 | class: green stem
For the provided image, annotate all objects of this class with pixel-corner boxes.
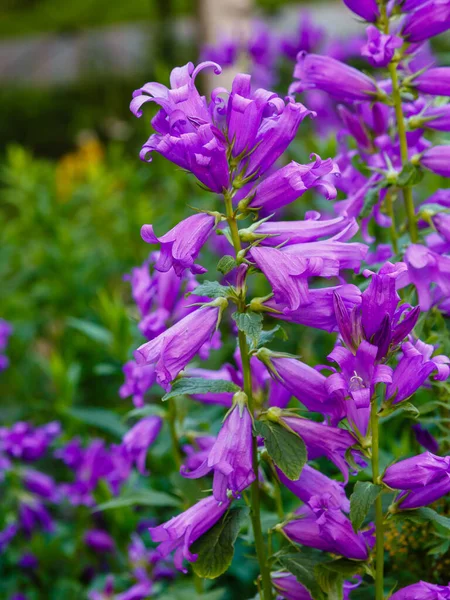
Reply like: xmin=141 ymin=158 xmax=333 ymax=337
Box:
xmin=224 ymin=191 xmax=273 ymax=600
xmin=384 ymin=191 xmax=398 ymax=254
xmin=388 ymin=61 xmax=418 ymax=243
xmin=371 ymin=400 xmax=384 ymax=600
xmin=167 ymin=398 xmax=182 ymax=470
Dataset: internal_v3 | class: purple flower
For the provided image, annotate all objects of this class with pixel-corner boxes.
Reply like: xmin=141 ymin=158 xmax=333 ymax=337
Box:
xmin=200 ymin=38 xmax=238 ymax=68
xmin=412 ymin=67 xmax=450 ymax=96
xmin=405 ymin=244 xmax=450 ymax=311
xmin=272 ymin=572 xmax=313 ymax=600
xmin=241 ymin=156 xmax=339 ymax=212
xmin=23 ymin=469 xmax=58 ymax=500
xmin=412 ymin=105 xmax=450 ymax=132
xmin=141 ymin=213 xmax=216 ymax=277
xmin=123 ymin=416 xmax=163 ymax=474
xmin=84 ymin=529 xmax=115 ymax=553
xmin=19 ymin=501 xmax=53 ymax=536
xmin=342 ymin=0 xmax=379 ymax=21
xmin=88 ymin=576 xmax=115 ymax=600
xmin=361 ymin=26 xmax=402 ymax=67
xmin=0 ymin=421 xmax=60 ymax=462
xmin=116 ymin=581 xmax=153 ymax=600
xmin=149 ymin=495 xmax=230 ymax=571
xmin=279 ymin=11 xmax=324 ymax=60
xmin=277 ymin=464 xmax=350 ymax=512
xmin=0 ymin=523 xmax=18 ymax=552
xmin=0 ymin=319 xmax=12 ymax=351
xmin=390 ymin=581 xmax=450 ymax=600
xmin=402 ymin=0 xmax=450 ymax=42
xmin=384 ymin=451 xmax=450 ymax=488
xmin=285 ymin=237 xmax=368 ymax=272
xmin=119 ymin=361 xmax=156 ymax=408
xmin=412 ymin=423 xmax=439 ymax=453
xmin=282 ymin=493 xmax=372 ymax=560
xmin=54 ymin=437 xmax=84 ymax=469
xmin=123 ymin=261 xmax=153 ymax=317
xmin=290 ymin=52 xmax=378 ymax=102
xmin=134 ymin=300 xmax=226 ymax=390
xmin=387 ymin=340 xmax=450 ymax=404
xmin=250 ymin=246 xmax=338 ymax=313
xmin=181 ymin=393 xmax=254 ymax=502
xmin=18 ymin=552 xmax=38 ymax=569
xmin=419 ymin=145 xmax=450 ymax=177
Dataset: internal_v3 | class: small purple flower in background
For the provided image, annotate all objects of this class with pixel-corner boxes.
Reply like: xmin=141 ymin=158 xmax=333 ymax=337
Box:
xmin=279 ymin=11 xmax=324 ymax=60
xmin=181 ymin=391 xmax=255 ymax=502
xmin=122 ymin=415 xmax=163 ymax=474
xmin=412 ymin=423 xmax=439 ymax=453
xmin=0 ymin=421 xmax=60 ymax=462
xmin=342 ymin=0 xmax=379 ymax=21
xmin=19 ymin=501 xmax=54 ymax=536
xmin=405 ymin=244 xmax=450 ymax=311
xmin=272 ymin=572 xmax=313 ymax=600
xmin=361 ymin=26 xmax=402 ymax=67
xmin=0 ymin=319 xmax=12 ymax=371
xmin=84 ymin=529 xmax=116 ymax=553
xmin=0 ymin=523 xmax=18 ymax=553
xmin=149 ymin=495 xmax=230 ymax=572
xmin=389 ymin=581 xmax=450 ymax=599
xmin=23 ymin=469 xmax=58 ymax=500
xmin=18 ymin=552 xmax=38 ymax=569
xmin=119 ymin=361 xmax=156 ymax=408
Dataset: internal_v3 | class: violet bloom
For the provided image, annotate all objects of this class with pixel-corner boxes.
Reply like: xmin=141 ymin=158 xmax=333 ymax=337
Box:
xmin=433 ymin=213 xmax=450 ymax=244
xmin=0 ymin=421 xmax=60 ymax=462
xmin=18 ymin=552 xmax=38 ymax=569
xmin=116 ymin=581 xmax=153 ymax=600
xmin=390 ymin=581 xmax=450 ymax=600
xmin=0 ymin=523 xmax=18 ymax=552
xmin=84 ymin=529 xmax=116 ymax=553
xmin=264 ymin=284 xmax=362 ymax=333
xmin=123 ymin=261 xmax=153 ymax=317
xmin=412 ymin=67 xmax=450 ymax=96
xmin=282 ymin=493 xmax=371 ymax=560
xmin=134 ymin=300 xmax=226 ymax=390
xmin=383 ymin=451 xmax=450 ymax=488
xmin=412 ymin=105 xmax=450 ymax=132
xmin=19 ymin=501 xmax=54 ymax=536
xmin=279 ymin=11 xmax=324 ymax=60
xmin=149 ymin=496 xmax=230 ymax=572
xmin=181 ymin=393 xmax=255 ymax=502
xmin=272 ymin=572 xmax=313 ymax=600
xmin=119 ymin=361 xmax=156 ymax=408
xmin=387 ymin=340 xmax=450 ymax=404
xmin=277 ymin=465 xmax=350 ymax=512
xmin=412 ymin=423 xmax=439 ymax=453
xmin=23 ymin=469 xmax=58 ymax=500
xmin=342 ymin=0 xmax=379 ymax=21
xmin=285 ymin=237 xmax=368 ymax=272
xmin=419 ymin=145 xmax=450 ymax=177
xmin=241 ymin=156 xmax=339 ymax=212
xmin=402 ymin=0 xmax=450 ymax=43
xmin=250 ymin=246 xmax=338 ymax=313
xmin=123 ymin=416 xmax=163 ymax=474
xmin=361 ymin=26 xmax=402 ymax=67
xmin=405 ymin=244 xmax=450 ymax=311
xmin=0 ymin=319 xmax=12 ymax=371
xmin=290 ymin=52 xmax=378 ymax=102
xmin=141 ymin=213 xmax=217 ymax=277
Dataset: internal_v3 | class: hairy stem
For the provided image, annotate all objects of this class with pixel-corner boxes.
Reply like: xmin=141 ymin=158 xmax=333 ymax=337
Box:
xmin=385 ymin=191 xmax=398 ymax=254
xmin=371 ymin=400 xmax=384 ymax=600
xmin=167 ymin=398 xmax=182 ymax=470
xmin=224 ymin=191 xmax=273 ymax=600
xmin=388 ymin=61 xmax=418 ymax=243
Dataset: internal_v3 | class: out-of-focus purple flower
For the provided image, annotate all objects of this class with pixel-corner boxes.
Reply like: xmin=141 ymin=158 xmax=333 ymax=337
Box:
xmin=84 ymin=529 xmax=116 ymax=553
xmin=241 ymin=156 xmax=339 ymax=213
xmin=419 ymin=145 xmax=450 ymax=177
xmin=402 ymin=0 xmax=450 ymax=42
xmin=181 ymin=393 xmax=254 ymax=502
xmin=19 ymin=501 xmax=54 ymax=536
xmin=387 ymin=340 xmax=450 ymax=404
xmin=141 ymin=213 xmax=216 ymax=277
xmin=88 ymin=575 xmax=115 ymax=600
xmin=116 ymin=581 xmax=153 ymax=600
xmin=361 ymin=26 xmax=402 ymax=67
xmin=343 ymin=0 xmax=379 ymax=21
xmin=18 ymin=552 xmax=38 ymax=569
xmin=134 ymin=300 xmax=226 ymax=390
xmin=54 ymin=437 xmax=84 ymax=469
xmin=149 ymin=496 xmax=230 ymax=572
xmin=0 ymin=319 xmax=12 ymax=351
xmin=0 ymin=421 xmax=60 ymax=462
xmin=23 ymin=469 xmax=58 ymax=500
xmin=182 ymin=436 xmax=216 ymax=472
xmin=282 ymin=493 xmax=372 ymax=560
xmin=250 ymin=246 xmax=338 ymax=313
xmin=0 ymin=523 xmax=18 ymax=552
xmin=123 ymin=261 xmax=153 ymax=317
xmin=119 ymin=361 xmax=156 ymax=408
xmin=277 ymin=465 xmax=350 ymax=512
xmin=411 ymin=105 xmax=450 ymax=132
xmin=389 ymin=581 xmax=450 ymax=599
xmin=272 ymin=572 xmax=313 ymax=600
xmin=279 ymin=11 xmax=324 ymax=60
xmin=264 ymin=284 xmax=362 ymax=333
xmin=290 ymin=52 xmax=378 ymax=102
xmin=412 ymin=423 xmax=439 ymax=453
xmin=405 ymin=244 xmax=450 ymax=311
xmin=411 ymin=67 xmax=450 ymax=96
xmin=200 ymin=38 xmax=238 ymax=67
xmin=123 ymin=416 xmax=163 ymax=474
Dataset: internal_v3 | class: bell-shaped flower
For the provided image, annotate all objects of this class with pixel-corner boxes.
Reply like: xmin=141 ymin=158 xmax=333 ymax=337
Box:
xmin=290 ymin=52 xmax=378 ymax=102
xmin=383 ymin=451 xmax=450 ymax=490
xmin=23 ymin=469 xmax=58 ymax=501
xmin=387 ymin=340 xmax=450 ymax=404
xmin=361 ymin=26 xmax=402 ymax=67
xmin=119 ymin=361 xmax=156 ymax=408
xmin=402 ymin=0 xmax=450 ymax=43
xmin=412 ymin=67 xmax=450 ymax=96
xmin=123 ymin=416 xmax=163 ymax=474
xmin=285 ymin=236 xmax=368 ymax=272
xmin=241 ymin=156 xmax=339 ymax=213
xmin=412 ymin=423 xmax=439 ymax=454
xmin=141 ymin=213 xmax=217 ymax=277
xmin=277 ymin=464 xmax=350 ymax=512
xmin=282 ymin=493 xmax=372 ymax=560
xmin=419 ymin=145 xmax=450 ymax=178
xmin=84 ymin=529 xmax=115 ymax=553
xmin=272 ymin=572 xmax=313 ymax=600
xmin=405 ymin=244 xmax=450 ymax=311
xmin=250 ymin=246 xmax=338 ymax=313
xmin=181 ymin=392 xmax=255 ymax=502
xmin=19 ymin=500 xmax=54 ymax=536
xmin=135 ymin=299 xmax=227 ymax=390
xmin=390 ymin=581 xmax=450 ymax=600
xmin=149 ymin=495 xmax=230 ymax=572
xmin=342 ymin=0 xmax=379 ymax=21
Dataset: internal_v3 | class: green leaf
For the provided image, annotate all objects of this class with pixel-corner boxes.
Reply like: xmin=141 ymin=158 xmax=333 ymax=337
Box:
xmin=397 ymin=163 xmax=424 ymax=187
xmin=189 ymin=281 xmax=231 ymax=299
xmin=350 ymin=481 xmax=382 ymax=531
xmin=191 ymin=507 xmax=246 ymax=579
xmin=217 ymin=255 xmax=237 ymax=275
xmin=319 ymin=558 xmax=365 ymax=576
xmin=397 ymin=507 xmax=450 ymax=532
xmin=278 ymin=554 xmax=325 ymax=599
xmin=162 ymin=377 xmax=240 ymax=401
xmin=66 ymin=407 xmax=127 ymax=438
xmin=66 ymin=317 xmax=113 ymax=345
xmin=232 ymin=311 xmax=263 ymax=347
xmin=255 ymin=420 xmax=306 ymax=481
xmin=94 ymin=490 xmax=179 ymax=512
xmin=361 ymin=186 xmax=380 ymax=219
xmin=258 ymin=325 xmax=288 ymax=348
xmin=314 ymin=563 xmax=344 ymax=600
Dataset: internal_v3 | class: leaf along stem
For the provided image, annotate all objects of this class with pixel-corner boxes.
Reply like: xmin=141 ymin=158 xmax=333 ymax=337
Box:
xmin=371 ymin=399 xmax=384 ymax=600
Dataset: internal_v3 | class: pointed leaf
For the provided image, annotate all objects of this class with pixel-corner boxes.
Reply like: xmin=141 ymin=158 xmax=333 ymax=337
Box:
xmin=217 ymin=255 xmax=237 ymax=275
xmin=162 ymin=378 xmax=240 ymax=401
xmin=255 ymin=420 xmax=306 ymax=481
xmin=189 ymin=281 xmax=231 ymax=299
xmin=350 ymin=481 xmax=382 ymax=531
xmin=278 ymin=554 xmax=325 ymax=599
xmin=232 ymin=311 xmax=263 ymax=347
